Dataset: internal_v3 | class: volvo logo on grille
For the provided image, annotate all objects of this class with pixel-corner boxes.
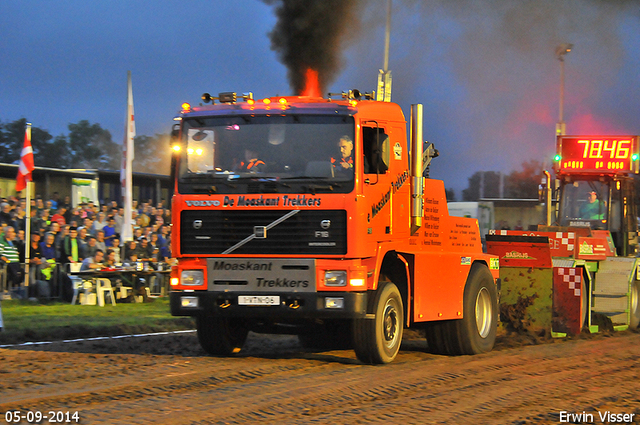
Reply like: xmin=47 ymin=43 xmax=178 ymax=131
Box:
xmin=193 ymin=220 xmax=203 ymax=229
xmin=320 ymin=220 xmax=331 ymax=230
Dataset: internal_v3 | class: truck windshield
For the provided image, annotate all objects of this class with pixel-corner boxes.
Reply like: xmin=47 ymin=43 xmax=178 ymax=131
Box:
xmin=559 ymin=180 xmax=609 ymax=228
xmin=177 ymin=114 xmax=355 ymax=193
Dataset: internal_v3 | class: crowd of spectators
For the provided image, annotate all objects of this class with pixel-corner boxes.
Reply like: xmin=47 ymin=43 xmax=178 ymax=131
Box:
xmin=0 ymin=193 xmax=173 ymax=297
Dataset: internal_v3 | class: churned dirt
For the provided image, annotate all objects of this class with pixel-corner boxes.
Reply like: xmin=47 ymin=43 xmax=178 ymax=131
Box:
xmin=1 ymin=329 xmax=639 ymax=424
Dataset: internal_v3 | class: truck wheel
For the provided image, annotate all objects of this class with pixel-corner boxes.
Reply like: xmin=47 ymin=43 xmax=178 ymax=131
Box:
xmin=630 ymin=280 xmax=640 ymax=329
xmin=353 ymin=282 xmax=403 ymax=364
xmin=426 ymin=263 xmax=497 ymax=355
xmin=196 ymin=316 xmax=249 ymax=356
xmin=458 ymin=263 xmax=498 ymax=354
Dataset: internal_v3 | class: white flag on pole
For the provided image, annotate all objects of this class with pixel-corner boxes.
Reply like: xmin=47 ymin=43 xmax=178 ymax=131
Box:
xmin=121 ymin=71 xmax=135 ymax=243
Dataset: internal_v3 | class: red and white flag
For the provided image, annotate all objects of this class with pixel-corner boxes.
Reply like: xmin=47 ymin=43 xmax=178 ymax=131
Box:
xmin=16 ymin=123 xmax=34 ymax=192
xmin=121 ymin=71 xmax=135 ymax=243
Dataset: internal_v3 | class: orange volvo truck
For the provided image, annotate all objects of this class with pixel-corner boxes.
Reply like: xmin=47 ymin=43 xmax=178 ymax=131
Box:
xmin=169 ymin=91 xmax=500 ymax=364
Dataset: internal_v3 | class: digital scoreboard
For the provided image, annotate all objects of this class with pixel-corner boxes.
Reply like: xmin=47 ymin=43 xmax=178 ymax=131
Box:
xmin=555 ymin=135 xmax=640 ymax=174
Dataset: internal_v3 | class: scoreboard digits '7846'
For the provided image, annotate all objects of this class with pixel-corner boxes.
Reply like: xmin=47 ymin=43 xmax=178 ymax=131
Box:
xmin=555 ymin=136 xmax=640 ymax=174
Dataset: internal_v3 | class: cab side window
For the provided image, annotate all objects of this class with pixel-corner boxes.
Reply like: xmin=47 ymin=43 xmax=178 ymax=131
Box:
xmin=363 ymin=127 xmax=389 ymax=174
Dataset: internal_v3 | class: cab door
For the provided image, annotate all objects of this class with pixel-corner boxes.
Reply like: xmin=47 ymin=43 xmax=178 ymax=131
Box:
xmin=361 ymin=123 xmax=409 ymax=241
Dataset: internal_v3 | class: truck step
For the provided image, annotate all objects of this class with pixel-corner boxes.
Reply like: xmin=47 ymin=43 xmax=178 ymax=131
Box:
xmin=594 ymin=257 xmax=636 ymax=295
xmin=592 ymin=294 xmax=628 ymax=311
xmin=590 ymin=310 xmax=628 ymax=326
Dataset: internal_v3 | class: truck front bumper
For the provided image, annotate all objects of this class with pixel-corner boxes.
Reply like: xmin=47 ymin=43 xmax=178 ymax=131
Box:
xmin=170 ymin=290 xmax=368 ymax=320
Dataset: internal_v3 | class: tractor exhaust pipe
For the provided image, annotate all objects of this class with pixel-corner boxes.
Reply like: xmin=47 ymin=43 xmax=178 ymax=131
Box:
xmin=410 ymin=104 xmax=424 ymax=235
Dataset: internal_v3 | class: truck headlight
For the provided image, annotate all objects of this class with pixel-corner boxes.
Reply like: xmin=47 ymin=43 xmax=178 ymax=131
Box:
xmin=324 ymin=270 xmax=347 ymax=286
xmin=181 ymin=270 xmax=205 ymax=286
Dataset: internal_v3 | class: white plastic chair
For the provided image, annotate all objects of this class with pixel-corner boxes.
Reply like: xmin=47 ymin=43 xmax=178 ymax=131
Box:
xmin=95 ymin=278 xmax=116 ymax=307
xmin=65 ymin=263 xmax=96 ymax=305
xmin=77 ymin=281 xmax=96 ymax=305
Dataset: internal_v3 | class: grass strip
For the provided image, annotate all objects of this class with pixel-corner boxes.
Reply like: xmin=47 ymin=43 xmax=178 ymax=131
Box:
xmin=0 ymin=298 xmax=195 ymax=345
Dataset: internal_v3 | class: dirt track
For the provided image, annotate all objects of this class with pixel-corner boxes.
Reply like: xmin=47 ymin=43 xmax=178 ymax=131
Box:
xmin=1 ymin=330 xmax=639 ymax=425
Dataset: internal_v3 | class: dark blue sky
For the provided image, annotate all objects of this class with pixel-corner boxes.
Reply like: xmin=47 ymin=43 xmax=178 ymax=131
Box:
xmin=2 ymin=1 xmax=639 ymax=194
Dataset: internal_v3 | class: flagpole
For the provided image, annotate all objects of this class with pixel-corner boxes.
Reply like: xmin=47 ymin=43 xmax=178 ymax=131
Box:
xmin=24 ymin=123 xmax=32 ymax=288
xmin=121 ymin=71 xmax=135 ymax=245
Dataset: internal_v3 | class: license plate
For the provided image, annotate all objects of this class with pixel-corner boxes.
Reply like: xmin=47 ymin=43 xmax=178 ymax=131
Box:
xmin=238 ymin=295 xmax=280 ymax=306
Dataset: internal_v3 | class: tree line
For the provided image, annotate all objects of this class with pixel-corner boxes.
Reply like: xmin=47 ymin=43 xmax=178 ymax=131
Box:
xmin=448 ymin=160 xmax=545 ymax=201
xmin=0 ymin=118 xmax=171 ymax=175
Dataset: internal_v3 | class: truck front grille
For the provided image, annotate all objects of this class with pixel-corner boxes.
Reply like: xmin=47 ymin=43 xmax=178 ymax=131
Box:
xmin=180 ymin=210 xmax=347 ymax=255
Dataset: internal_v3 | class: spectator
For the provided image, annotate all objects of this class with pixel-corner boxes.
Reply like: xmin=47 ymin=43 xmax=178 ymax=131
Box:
xmin=61 ymin=195 xmax=71 ymax=211
xmin=114 ymin=208 xmax=124 ymax=234
xmin=83 ymin=236 xmax=98 ymax=260
xmin=0 ymin=226 xmax=24 ymax=292
xmin=28 ymin=208 xmax=39 ymax=233
xmin=13 ymin=206 xmax=26 ymax=232
xmin=40 ymin=232 xmax=57 ymax=260
xmin=103 ymin=249 xmax=117 ymax=268
xmin=38 ymin=209 xmax=51 ymax=229
xmin=92 ymin=212 xmax=107 ymax=235
xmin=157 ymin=224 xmax=170 ymax=247
xmin=0 ymin=203 xmax=13 ymax=227
xmin=51 ymin=207 xmax=67 ymax=225
xmin=111 ymin=237 xmax=122 ymax=264
xmin=35 ymin=198 xmax=45 ymax=216
xmin=61 ymin=226 xmax=82 ymax=265
xmin=103 ymin=217 xmax=117 ymax=247
xmin=16 ymin=229 xmax=26 ymax=253
xmin=159 ymin=234 xmax=172 ymax=263
xmin=25 ymin=233 xmax=44 ymax=286
xmin=135 ymin=237 xmax=151 ymax=261
xmin=122 ymin=251 xmax=139 ymax=269
xmin=149 ymin=233 xmax=161 ymax=258
xmin=84 ymin=202 xmax=96 ymax=219
xmin=81 ymin=217 xmax=94 ymax=235
xmin=95 ymin=230 xmax=107 ymax=252
xmin=77 ymin=227 xmax=89 ymax=251
xmin=123 ymin=239 xmax=137 ymax=261
xmin=80 ymin=249 xmax=104 ymax=271
xmin=69 ymin=207 xmax=82 ymax=226
xmin=48 ymin=221 xmax=60 ymax=239
xmin=55 ymin=224 xmax=70 ymax=260
xmin=49 ymin=192 xmax=60 ymax=210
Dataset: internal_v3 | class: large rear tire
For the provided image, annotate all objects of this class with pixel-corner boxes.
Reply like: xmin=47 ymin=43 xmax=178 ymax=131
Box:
xmin=630 ymin=280 xmax=640 ymax=329
xmin=426 ymin=263 xmax=498 ymax=355
xmin=353 ymin=282 xmax=403 ymax=364
xmin=197 ymin=316 xmax=249 ymax=356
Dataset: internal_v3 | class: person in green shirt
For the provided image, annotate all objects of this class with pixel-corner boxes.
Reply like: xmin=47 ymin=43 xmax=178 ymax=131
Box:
xmin=578 ymin=191 xmax=606 ymax=220
xmin=61 ymin=226 xmax=82 ymax=264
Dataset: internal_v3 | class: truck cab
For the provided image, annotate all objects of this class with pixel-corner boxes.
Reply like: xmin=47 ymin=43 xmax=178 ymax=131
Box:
xmin=553 ymin=136 xmax=640 ymax=256
xmin=557 ymin=175 xmax=637 ymax=256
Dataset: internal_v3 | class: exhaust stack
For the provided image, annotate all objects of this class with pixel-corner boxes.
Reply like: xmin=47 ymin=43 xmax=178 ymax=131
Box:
xmin=411 ymin=104 xmax=424 ymax=234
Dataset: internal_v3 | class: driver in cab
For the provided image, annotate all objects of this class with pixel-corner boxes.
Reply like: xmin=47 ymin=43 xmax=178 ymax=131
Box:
xmin=579 ymin=191 xmax=606 ymax=219
xmin=237 ymin=149 xmax=265 ymax=172
xmin=331 ymin=135 xmax=354 ymax=172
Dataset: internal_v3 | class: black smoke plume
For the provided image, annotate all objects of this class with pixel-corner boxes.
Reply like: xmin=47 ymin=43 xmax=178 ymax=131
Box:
xmin=263 ymin=0 xmax=360 ymax=95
